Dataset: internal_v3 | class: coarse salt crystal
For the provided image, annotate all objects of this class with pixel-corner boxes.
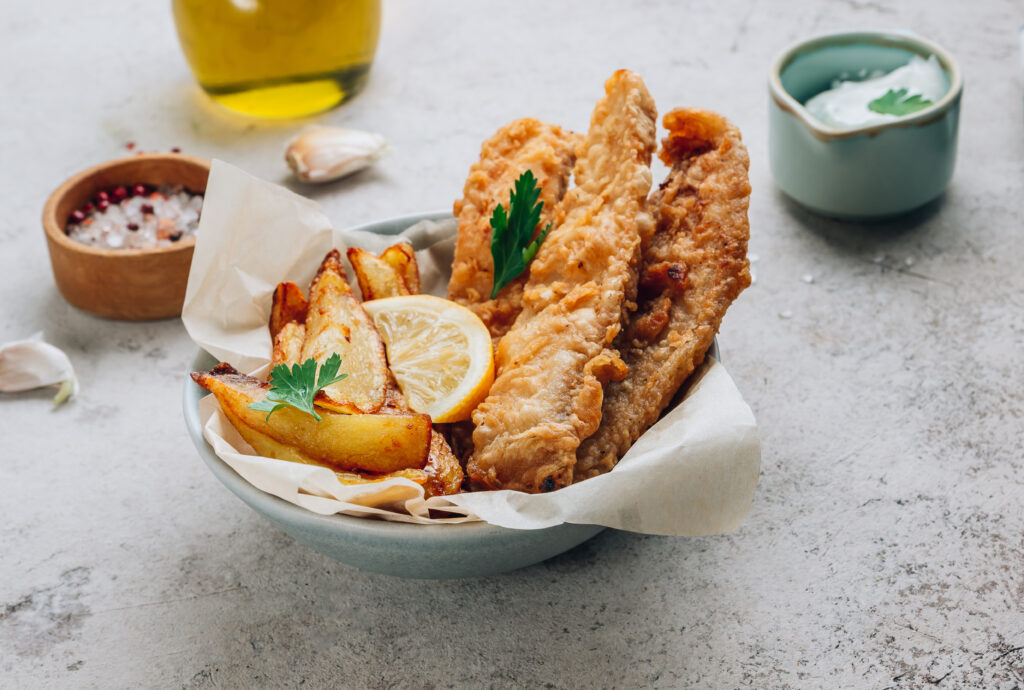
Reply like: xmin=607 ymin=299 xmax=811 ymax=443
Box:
xmin=65 ymin=184 xmax=202 ymax=249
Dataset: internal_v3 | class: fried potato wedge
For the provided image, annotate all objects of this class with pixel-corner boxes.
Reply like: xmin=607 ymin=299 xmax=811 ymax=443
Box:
xmin=302 ymin=250 xmax=389 ymax=413
xmin=424 ymin=431 xmax=464 ymax=496
xmin=354 ymin=245 xmax=462 ymax=494
xmin=336 ymin=467 xmax=428 ymax=486
xmin=333 ymin=432 xmax=462 ymax=497
xmin=269 ymin=282 xmax=308 ymax=342
xmin=347 ymin=247 xmax=410 ymax=300
xmin=271 ymin=321 xmax=305 ymax=367
xmin=380 ymin=243 xmax=421 ymax=294
xmin=336 ymin=437 xmax=463 ymax=498
xmin=193 ymin=364 xmax=430 ymax=473
xmin=223 ymin=411 xmax=434 ymax=488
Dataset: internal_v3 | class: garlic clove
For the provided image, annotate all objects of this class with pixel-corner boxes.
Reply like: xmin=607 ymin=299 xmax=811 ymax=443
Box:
xmin=285 ymin=127 xmax=390 ymax=183
xmin=0 ymin=335 xmax=78 ymax=406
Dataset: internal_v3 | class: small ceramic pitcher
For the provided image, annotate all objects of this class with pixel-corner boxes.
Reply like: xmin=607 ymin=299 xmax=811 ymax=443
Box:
xmin=769 ymin=31 xmax=963 ymax=220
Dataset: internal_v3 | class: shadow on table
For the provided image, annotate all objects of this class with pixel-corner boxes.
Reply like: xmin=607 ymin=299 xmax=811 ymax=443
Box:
xmin=276 ymin=165 xmax=389 ymax=200
xmin=171 ymin=512 xmax=718 ymax=686
xmin=776 ymin=188 xmax=947 ymax=250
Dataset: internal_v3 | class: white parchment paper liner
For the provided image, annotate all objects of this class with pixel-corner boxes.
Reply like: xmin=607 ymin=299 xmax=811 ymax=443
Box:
xmin=183 ymin=161 xmax=761 ymax=536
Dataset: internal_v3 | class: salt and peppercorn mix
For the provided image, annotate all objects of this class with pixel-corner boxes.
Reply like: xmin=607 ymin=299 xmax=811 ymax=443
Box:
xmin=66 ymin=183 xmax=203 ymax=250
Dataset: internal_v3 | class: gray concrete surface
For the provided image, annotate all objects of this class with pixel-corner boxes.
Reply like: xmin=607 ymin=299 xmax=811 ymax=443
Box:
xmin=2 ymin=0 xmax=1022 ymax=687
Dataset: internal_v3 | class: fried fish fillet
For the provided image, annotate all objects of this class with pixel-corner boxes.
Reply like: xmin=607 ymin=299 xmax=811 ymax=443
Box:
xmin=468 ymin=70 xmax=658 ymax=493
xmin=574 ymin=108 xmax=752 ymax=480
xmin=448 ymin=118 xmax=580 ymax=339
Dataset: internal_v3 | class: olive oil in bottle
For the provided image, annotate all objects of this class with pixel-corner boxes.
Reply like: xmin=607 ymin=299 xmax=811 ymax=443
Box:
xmin=172 ymin=0 xmax=381 ymax=119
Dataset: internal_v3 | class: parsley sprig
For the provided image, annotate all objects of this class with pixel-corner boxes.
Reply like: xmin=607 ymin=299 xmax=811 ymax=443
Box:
xmin=489 ymin=170 xmax=551 ymax=299
xmin=248 ymin=353 xmax=347 ymax=422
xmin=868 ymin=88 xmax=933 ymax=116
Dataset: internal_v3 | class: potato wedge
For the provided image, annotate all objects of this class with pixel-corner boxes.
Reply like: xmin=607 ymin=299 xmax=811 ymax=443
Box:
xmin=302 ymin=250 xmax=389 ymax=413
xmin=269 ymin=282 xmax=308 ymax=342
xmin=380 ymin=243 xmax=421 ymax=294
xmin=192 ymin=364 xmax=430 ymax=473
xmin=217 ymin=403 xmax=435 ymax=487
xmin=336 ymin=468 xmax=428 ymax=487
xmin=222 ymin=406 xmax=433 ymax=487
xmin=347 ymin=247 xmax=410 ymax=300
xmin=271 ymin=321 xmax=305 ymax=368
xmin=354 ymin=245 xmax=462 ymax=494
xmin=335 ymin=433 xmax=461 ymax=497
xmin=424 ymin=431 xmax=464 ymax=496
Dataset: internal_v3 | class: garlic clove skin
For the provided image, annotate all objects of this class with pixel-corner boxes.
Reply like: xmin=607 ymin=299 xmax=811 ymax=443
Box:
xmin=0 ymin=335 xmax=78 ymax=406
xmin=285 ymin=127 xmax=390 ymax=183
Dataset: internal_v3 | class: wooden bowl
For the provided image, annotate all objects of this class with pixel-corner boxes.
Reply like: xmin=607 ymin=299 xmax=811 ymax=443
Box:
xmin=42 ymin=154 xmax=210 ymax=320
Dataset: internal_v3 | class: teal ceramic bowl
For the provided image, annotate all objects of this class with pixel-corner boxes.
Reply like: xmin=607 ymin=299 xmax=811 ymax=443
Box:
xmin=769 ymin=31 xmax=962 ymax=219
xmin=181 ymin=211 xmax=605 ymax=580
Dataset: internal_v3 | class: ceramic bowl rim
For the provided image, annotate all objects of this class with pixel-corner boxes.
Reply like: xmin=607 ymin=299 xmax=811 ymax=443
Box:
xmin=768 ymin=30 xmax=963 ymax=140
xmin=42 ymin=153 xmax=209 ymax=259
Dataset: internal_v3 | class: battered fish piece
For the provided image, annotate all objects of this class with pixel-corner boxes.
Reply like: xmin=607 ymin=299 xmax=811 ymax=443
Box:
xmin=575 ymin=108 xmax=751 ymax=480
xmin=448 ymin=118 xmax=579 ymax=339
xmin=468 ymin=70 xmax=657 ymax=493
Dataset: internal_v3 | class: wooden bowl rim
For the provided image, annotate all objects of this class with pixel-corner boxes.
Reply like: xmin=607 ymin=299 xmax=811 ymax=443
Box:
xmin=42 ymin=153 xmax=210 ymax=259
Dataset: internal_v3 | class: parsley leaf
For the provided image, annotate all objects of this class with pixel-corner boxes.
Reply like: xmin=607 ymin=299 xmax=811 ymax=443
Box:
xmin=489 ymin=170 xmax=552 ymax=299
xmin=867 ymin=88 xmax=933 ymax=116
xmin=247 ymin=353 xmax=347 ymax=422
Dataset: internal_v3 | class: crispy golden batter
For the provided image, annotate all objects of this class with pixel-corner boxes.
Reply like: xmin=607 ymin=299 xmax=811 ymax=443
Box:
xmin=574 ymin=108 xmax=751 ymax=480
xmin=468 ymin=70 xmax=657 ymax=493
xmin=448 ymin=118 xmax=579 ymax=339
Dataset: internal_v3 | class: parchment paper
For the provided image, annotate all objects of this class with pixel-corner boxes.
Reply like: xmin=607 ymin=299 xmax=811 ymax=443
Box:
xmin=183 ymin=160 xmax=761 ymax=536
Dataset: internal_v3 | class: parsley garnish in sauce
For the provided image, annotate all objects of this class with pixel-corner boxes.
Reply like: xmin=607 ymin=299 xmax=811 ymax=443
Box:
xmin=868 ymin=88 xmax=933 ymax=116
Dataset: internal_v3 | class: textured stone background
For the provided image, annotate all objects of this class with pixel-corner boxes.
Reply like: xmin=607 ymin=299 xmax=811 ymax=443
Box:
xmin=2 ymin=0 xmax=1022 ymax=688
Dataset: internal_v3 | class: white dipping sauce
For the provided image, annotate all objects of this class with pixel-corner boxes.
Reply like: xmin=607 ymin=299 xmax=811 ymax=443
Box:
xmin=805 ymin=55 xmax=948 ymax=129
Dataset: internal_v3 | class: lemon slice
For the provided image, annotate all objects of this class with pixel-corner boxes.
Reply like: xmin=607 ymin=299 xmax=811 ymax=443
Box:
xmin=362 ymin=295 xmax=494 ymax=423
